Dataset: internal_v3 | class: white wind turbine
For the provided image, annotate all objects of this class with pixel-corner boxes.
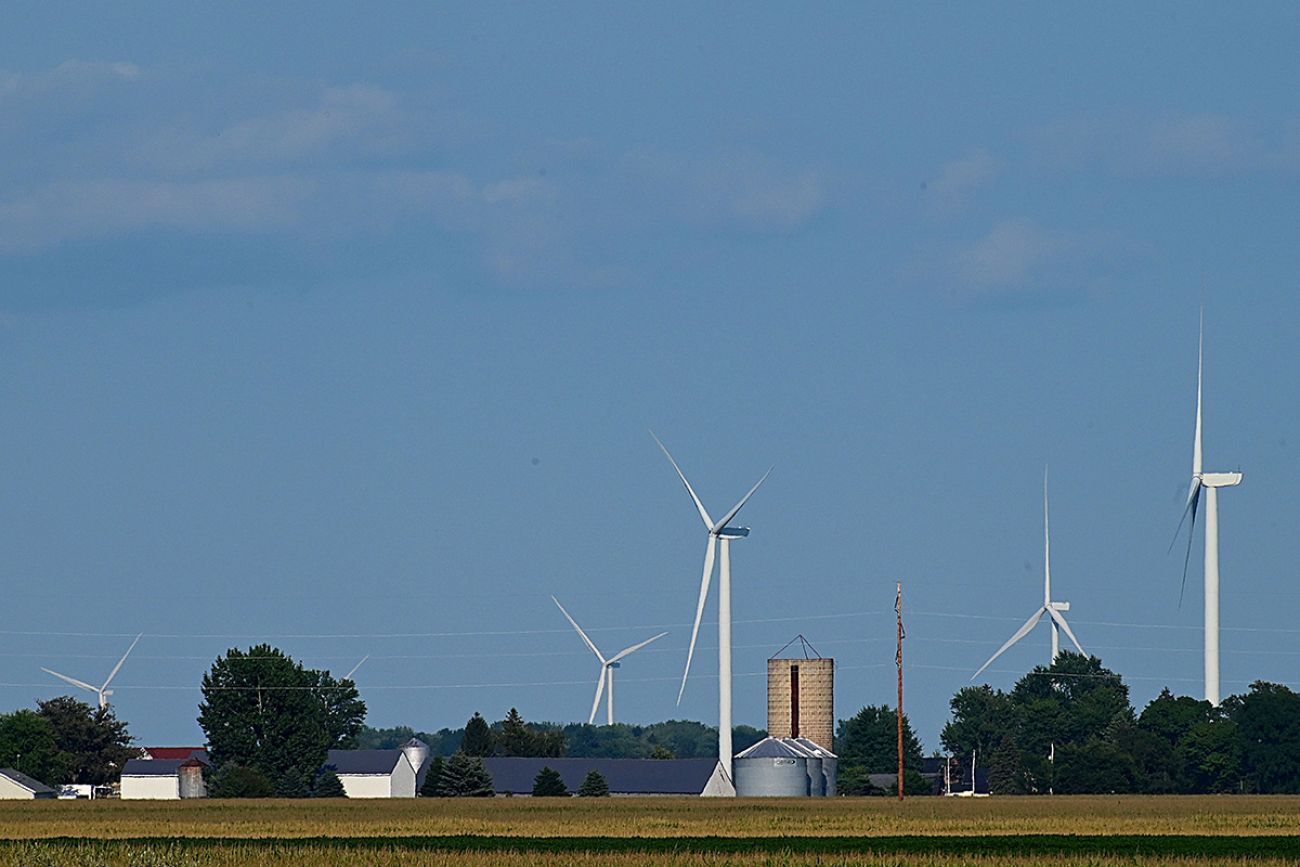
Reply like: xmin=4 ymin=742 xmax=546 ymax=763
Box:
xmin=42 ymin=634 xmax=142 ymax=711
xmin=973 ymin=469 xmax=1085 ymax=679
xmin=552 ymin=596 xmax=668 ymax=725
xmin=1171 ymin=312 xmax=1242 ymax=707
xmin=652 ymin=432 xmax=771 ymax=787
xmin=344 ymin=656 xmax=369 ymax=680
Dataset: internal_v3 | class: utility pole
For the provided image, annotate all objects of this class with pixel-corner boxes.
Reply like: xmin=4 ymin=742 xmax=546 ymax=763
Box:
xmin=896 ymin=581 xmax=905 ymax=801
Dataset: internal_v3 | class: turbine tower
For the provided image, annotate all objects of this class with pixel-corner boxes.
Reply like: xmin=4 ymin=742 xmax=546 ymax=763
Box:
xmin=973 ymin=469 xmax=1085 ymax=679
xmin=652 ymin=432 xmax=771 ymax=789
xmin=1172 ymin=312 xmax=1242 ymax=706
xmin=552 ymin=596 xmax=667 ymax=725
xmin=42 ymin=634 xmax=142 ymax=711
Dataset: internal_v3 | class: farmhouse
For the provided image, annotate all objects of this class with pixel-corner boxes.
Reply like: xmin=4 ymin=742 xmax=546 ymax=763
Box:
xmin=120 ymin=757 xmax=209 ymax=800
xmin=324 ymin=749 xmax=417 ymax=798
xmin=0 ymin=768 xmax=56 ymax=799
xmin=481 ymin=757 xmax=724 ymax=796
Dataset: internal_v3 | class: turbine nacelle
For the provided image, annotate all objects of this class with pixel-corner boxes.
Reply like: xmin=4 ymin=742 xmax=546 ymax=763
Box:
xmin=1049 ymin=601 xmax=1069 ymax=612
xmin=1201 ymin=472 xmax=1243 ymax=488
xmin=716 ymin=526 xmax=749 ymax=540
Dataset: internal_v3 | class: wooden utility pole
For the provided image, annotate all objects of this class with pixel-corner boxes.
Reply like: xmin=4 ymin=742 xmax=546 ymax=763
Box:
xmin=896 ymin=581 xmax=905 ymax=801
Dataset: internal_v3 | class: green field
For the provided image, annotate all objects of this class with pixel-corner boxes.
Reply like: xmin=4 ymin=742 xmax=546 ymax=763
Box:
xmin=5 ymin=797 xmax=1300 ymax=865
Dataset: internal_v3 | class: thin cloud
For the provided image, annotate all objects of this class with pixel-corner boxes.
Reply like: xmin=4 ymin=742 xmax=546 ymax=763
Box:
xmin=923 ymin=151 xmax=1000 ymax=216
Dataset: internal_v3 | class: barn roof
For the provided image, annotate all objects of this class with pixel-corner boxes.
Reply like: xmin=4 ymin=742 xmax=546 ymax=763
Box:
xmin=122 ymin=758 xmax=185 ymax=777
xmin=325 ymin=749 xmax=407 ymax=776
xmin=480 ymin=757 xmax=717 ymax=795
xmin=144 ymin=747 xmax=210 ymax=762
xmin=0 ymin=768 xmax=54 ymax=795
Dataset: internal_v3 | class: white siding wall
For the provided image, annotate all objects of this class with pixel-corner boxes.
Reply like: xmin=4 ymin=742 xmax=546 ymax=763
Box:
xmin=121 ymin=775 xmax=180 ymax=800
xmin=338 ymin=774 xmax=392 ymax=799
xmin=0 ymin=777 xmax=37 ymax=799
xmin=339 ymin=756 xmax=416 ymax=799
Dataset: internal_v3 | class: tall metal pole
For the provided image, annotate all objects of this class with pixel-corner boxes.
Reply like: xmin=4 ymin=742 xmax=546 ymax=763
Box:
xmin=719 ymin=538 xmax=733 ymax=782
xmin=1204 ymin=486 xmax=1221 ymax=706
xmin=896 ymin=581 xmax=904 ymax=801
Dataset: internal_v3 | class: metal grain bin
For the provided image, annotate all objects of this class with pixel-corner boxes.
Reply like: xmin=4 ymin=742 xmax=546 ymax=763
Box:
xmin=733 ymin=737 xmax=811 ymax=797
xmin=795 ymin=737 xmax=837 ymax=797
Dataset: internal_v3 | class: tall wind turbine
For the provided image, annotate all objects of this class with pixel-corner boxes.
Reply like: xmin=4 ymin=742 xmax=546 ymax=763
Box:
xmin=1171 ymin=312 xmax=1242 ymax=706
xmin=973 ymin=469 xmax=1084 ymax=679
xmin=652 ymin=432 xmax=771 ymax=787
xmin=42 ymin=634 xmax=142 ymax=711
xmin=552 ymin=596 xmax=667 ymax=725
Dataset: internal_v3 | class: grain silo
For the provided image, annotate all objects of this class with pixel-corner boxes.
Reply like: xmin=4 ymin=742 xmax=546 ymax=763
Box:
xmin=767 ymin=637 xmax=834 ymax=753
xmin=794 ymin=736 xmax=838 ymax=797
xmin=733 ymin=737 xmax=814 ymax=796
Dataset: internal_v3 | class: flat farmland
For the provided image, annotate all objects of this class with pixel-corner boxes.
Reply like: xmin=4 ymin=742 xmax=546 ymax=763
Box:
xmin=6 ymin=798 xmax=1300 ymax=866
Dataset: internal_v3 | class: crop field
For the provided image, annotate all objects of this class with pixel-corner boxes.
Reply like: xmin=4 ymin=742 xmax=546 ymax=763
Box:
xmin=5 ymin=797 xmax=1300 ymax=865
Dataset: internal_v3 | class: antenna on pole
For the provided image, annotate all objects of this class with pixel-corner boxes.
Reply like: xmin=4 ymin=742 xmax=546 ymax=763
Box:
xmin=896 ymin=581 xmax=905 ymax=801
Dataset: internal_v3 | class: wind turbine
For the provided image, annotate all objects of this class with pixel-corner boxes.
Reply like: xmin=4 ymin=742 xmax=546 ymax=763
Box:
xmin=552 ymin=596 xmax=667 ymax=725
xmin=1171 ymin=311 xmax=1241 ymax=706
xmin=973 ymin=469 xmax=1084 ymax=679
xmin=42 ymin=634 xmax=142 ymax=711
xmin=651 ymin=432 xmax=771 ymax=787
xmin=344 ymin=656 xmax=369 ymax=681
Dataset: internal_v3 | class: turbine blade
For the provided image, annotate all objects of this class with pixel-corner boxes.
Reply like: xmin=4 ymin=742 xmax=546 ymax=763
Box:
xmin=1178 ymin=486 xmax=1203 ymax=608
xmin=588 ymin=667 xmax=606 ymax=726
xmin=609 ymin=631 xmax=669 ymax=664
xmin=1194 ymin=308 xmax=1203 ymax=477
xmin=552 ymin=596 xmax=605 ymax=663
xmin=1043 ymin=466 xmax=1051 ymax=607
xmin=41 ymin=669 xmax=98 ymax=693
xmin=972 ymin=609 xmax=1045 ymax=680
xmin=344 ymin=655 xmax=369 ymax=680
xmin=103 ymin=634 xmax=142 ymax=690
xmin=711 ymin=467 xmax=773 ymax=535
xmin=677 ymin=536 xmax=717 ymax=704
xmin=650 ymin=431 xmax=714 ymax=530
xmin=1046 ymin=607 xmax=1086 ymax=656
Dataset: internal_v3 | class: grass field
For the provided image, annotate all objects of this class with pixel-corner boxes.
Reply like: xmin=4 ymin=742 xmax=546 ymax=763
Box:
xmin=5 ymin=797 xmax=1300 ymax=865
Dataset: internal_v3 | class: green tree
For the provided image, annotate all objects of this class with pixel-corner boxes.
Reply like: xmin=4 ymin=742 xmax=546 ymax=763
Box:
xmin=987 ymin=734 xmax=1028 ymax=795
xmin=577 ymin=769 xmax=609 ymax=796
xmin=650 ymin=745 xmax=674 ymax=760
xmin=1231 ymin=681 xmax=1300 ymax=793
xmin=1177 ymin=718 xmax=1242 ymax=794
xmin=531 ymin=765 xmax=568 ymax=797
xmin=0 ymin=710 xmax=63 ymax=785
xmin=438 ymin=752 xmax=494 ymax=797
xmin=275 ymin=766 xmax=313 ymax=798
xmin=497 ymin=708 xmax=565 ymax=757
xmin=209 ymin=763 xmax=274 ymax=798
xmin=1054 ymin=738 xmax=1136 ymax=793
xmin=36 ymin=696 xmax=136 ymax=785
xmin=461 ymin=713 xmax=493 ymax=757
xmin=197 ymin=645 xmax=365 ymax=782
xmin=419 ymin=756 xmax=444 ymax=796
xmin=1009 ymin=652 xmax=1130 ymax=756
xmin=1139 ymin=689 xmax=1214 ymax=745
xmin=835 ymin=705 xmax=923 ymax=796
xmin=941 ymin=685 xmax=1015 ymax=762
xmin=313 ymin=769 xmax=346 ymax=797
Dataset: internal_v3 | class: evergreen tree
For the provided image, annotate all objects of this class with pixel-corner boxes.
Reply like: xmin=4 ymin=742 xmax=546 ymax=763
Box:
xmin=439 ymin=752 xmax=494 ymax=797
xmin=209 ymin=763 xmax=275 ymax=798
xmin=462 ymin=713 xmax=493 ymax=757
xmin=531 ymin=765 xmax=568 ymax=797
xmin=313 ymin=769 xmax=346 ymax=797
xmin=835 ymin=705 xmax=924 ymax=795
xmin=419 ymin=755 xmax=444 ymax=797
xmin=987 ymin=734 xmax=1028 ymax=795
xmin=577 ymin=769 xmax=609 ymax=797
xmin=275 ymin=766 xmax=313 ymax=798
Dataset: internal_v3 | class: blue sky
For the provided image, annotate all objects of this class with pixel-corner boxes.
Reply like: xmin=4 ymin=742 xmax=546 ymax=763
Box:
xmin=1 ymin=3 xmax=1297 ymax=750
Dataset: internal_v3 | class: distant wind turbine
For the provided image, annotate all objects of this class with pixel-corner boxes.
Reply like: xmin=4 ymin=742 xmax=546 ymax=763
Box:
xmin=42 ymin=634 xmax=142 ymax=711
xmin=652 ymin=431 xmax=771 ymax=787
xmin=552 ymin=596 xmax=667 ymax=725
xmin=1170 ymin=310 xmax=1241 ymax=706
xmin=973 ymin=469 xmax=1084 ymax=679
xmin=344 ymin=656 xmax=369 ymax=681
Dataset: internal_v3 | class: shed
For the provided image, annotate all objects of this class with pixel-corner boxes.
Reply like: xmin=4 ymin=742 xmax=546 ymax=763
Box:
xmin=324 ymin=749 xmax=416 ymax=798
xmin=0 ymin=768 xmax=56 ymax=799
xmin=480 ymin=757 xmax=721 ymax=796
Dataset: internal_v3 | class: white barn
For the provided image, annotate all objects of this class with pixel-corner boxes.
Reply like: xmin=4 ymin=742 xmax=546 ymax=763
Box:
xmin=0 ymin=768 xmax=55 ymax=799
xmin=120 ymin=757 xmax=208 ymax=800
xmin=324 ymin=749 xmax=416 ymax=798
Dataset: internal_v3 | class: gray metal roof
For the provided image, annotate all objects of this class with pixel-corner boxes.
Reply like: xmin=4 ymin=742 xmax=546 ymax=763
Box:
xmin=481 ymin=757 xmax=717 ymax=795
xmin=122 ymin=758 xmax=186 ymax=777
xmin=325 ymin=749 xmax=407 ymax=776
xmin=0 ymin=768 xmax=54 ymax=794
xmin=735 ymin=736 xmax=813 ymax=759
xmin=792 ymin=737 xmax=837 ymax=758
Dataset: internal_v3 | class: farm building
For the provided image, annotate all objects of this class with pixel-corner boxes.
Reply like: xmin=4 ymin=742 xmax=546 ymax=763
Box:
xmin=0 ymin=768 xmax=56 ymax=799
xmin=141 ymin=747 xmax=210 ymax=763
xmin=324 ymin=749 xmax=417 ymax=798
xmin=480 ymin=757 xmax=725 ymax=796
xmin=120 ymin=757 xmax=209 ymax=800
